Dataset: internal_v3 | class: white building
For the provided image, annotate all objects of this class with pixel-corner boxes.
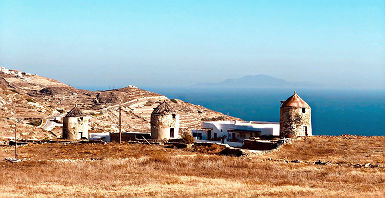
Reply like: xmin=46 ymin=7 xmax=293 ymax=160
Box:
xmin=192 ymin=121 xmax=280 ymax=142
xmin=0 ymin=67 xmax=10 ymax=74
xmin=89 ymin=132 xmax=111 ymax=142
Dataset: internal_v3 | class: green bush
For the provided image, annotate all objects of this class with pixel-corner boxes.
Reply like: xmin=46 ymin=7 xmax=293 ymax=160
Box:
xmin=201 ymin=116 xmax=227 ymax=121
xmin=90 ymin=112 xmax=103 ymax=117
xmin=26 ymin=98 xmax=36 ymax=103
xmin=28 ymin=119 xmax=42 ymax=127
xmin=181 ymin=131 xmax=195 ymax=144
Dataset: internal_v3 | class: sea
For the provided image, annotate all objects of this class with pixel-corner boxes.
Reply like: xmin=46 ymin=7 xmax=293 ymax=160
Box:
xmin=145 ymin=87 xmax=385 ymax=136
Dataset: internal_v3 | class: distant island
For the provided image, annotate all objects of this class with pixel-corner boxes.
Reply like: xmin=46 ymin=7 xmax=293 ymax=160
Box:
xmin=194 ymin=74 xmax=319 ymax=88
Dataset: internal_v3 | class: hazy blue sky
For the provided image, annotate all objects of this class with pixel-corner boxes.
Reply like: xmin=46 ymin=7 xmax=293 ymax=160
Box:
xmin=0 ymin=0 xmax=384 ymax=89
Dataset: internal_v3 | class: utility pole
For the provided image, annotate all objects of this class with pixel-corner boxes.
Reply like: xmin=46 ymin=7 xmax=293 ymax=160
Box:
xmin=14 ymin=123 xmax=17 ymax=160
xmin=119 ymin=106 xmax=122 ymax=144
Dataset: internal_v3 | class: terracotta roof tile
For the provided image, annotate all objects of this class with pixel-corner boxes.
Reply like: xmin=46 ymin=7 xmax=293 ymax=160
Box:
xmin=281 ymin=91 xmax=310 ymax=108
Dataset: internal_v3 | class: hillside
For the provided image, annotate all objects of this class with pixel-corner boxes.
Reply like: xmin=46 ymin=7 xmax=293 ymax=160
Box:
xmin=0 ymin=67 xmax=240 ymax=140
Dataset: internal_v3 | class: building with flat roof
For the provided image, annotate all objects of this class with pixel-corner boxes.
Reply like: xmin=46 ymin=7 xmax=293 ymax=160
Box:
xmin=192 ymin=120 xmax=280 ymax=143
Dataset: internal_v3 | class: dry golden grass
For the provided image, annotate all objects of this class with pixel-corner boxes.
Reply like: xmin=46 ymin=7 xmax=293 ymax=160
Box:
xmin=262 ymin=135 xmax=385 ymax=165
xmin=0 ymin=136 xmax=384 ymax=197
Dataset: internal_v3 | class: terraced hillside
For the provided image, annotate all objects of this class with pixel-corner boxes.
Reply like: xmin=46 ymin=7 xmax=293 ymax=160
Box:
xmin=0 ymin=67 xmax=240 ymax=140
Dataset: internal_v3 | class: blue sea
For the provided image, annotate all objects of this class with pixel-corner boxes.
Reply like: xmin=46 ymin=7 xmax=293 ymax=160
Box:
xmin=145 ymin=88 xmax=385 ymax=136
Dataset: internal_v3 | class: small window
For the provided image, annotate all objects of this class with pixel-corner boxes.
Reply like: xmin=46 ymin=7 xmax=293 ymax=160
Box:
xmin=303 ymin=126 xmax=308 ymax=136
xmin=302 ymin=108 xmax=306 ymax=113
xmin=172 ymin=114 xmax=176 ymax=119
xmin=214 ymin=133 xmax=217 ymax=139
xmin=170 ymin=128 xmax=175 ymax=138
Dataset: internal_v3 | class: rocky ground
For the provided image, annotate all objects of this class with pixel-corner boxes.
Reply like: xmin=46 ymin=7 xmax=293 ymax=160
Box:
xmin=0 ymin=67 xmax=240 ymax=140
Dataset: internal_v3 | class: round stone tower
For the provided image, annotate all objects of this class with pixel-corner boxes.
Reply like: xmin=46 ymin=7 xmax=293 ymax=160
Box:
xmin=280 ymin=91 xmax=312 ymax=138
xmin=151 ymin=101 xmax=180 ymax=140
xmin=63 ymin=106 xmax=89 ymax=140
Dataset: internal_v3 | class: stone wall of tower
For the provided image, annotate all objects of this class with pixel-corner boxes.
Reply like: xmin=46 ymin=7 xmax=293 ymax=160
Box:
xmin=151 ymin=114 xmax=180 ymax=140
xmin=63 ymin=117 xmax=89 ymax=140
xmin=280 ymin=107 xmax=312 ymax=138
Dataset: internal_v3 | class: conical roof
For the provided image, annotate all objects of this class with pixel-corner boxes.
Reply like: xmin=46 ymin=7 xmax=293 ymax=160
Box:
xmin=65 ymin=106 xmax=85 ymax=117
xmin=281 ymin=91 xmax=310 ymax=108
xmin=152 ymin=101 xmax=176 ymax=115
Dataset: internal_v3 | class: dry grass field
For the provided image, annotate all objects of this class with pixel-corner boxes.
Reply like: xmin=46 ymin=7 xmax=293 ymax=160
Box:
xmin=1 ymin=136 xmax=384 ymax=197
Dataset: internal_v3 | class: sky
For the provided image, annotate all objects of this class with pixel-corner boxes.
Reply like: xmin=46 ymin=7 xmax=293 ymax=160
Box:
xmin=0 ymin=0 xmax=384 ymax=89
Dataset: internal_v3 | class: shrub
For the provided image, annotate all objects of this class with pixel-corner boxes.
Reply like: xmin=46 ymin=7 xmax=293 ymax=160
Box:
xmin=26 ymin=98 xmax=36 ymax=103
xmin=180 ymin=131 xmax=195 ymax=144
xmin=28 ymin=119 xmax=42 ymax=127
xmin=42 ymin=136 xmax=50 ymax=141
xmin=90 ymin=112 xmax=103 ymax=117
xmin=201 ymin=116 xmax=227 ymax=121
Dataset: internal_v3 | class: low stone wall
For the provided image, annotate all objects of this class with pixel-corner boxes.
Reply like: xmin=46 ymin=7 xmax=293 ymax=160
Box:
xmin=110 ymin=133 xmax=151 ymax=142
xmin=242 ymin=139 xmax=279 ymax=150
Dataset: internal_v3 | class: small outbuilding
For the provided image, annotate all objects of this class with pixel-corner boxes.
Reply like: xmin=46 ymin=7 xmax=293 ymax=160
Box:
xmin=62 ymin=106 xmax=89 ymax=140
xmin=150 ymin=101 xmax=180 ymax=140
xmin=280 ymin=91 xmax=312 ymax=138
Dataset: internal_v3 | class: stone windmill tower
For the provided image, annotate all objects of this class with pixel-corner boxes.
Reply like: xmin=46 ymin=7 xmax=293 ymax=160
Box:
xmin=151 ymin=101 xmax=180 ymax=140
xmin=280 ymin=91 xmax=312 ymax=138
xmin=63 ymin=105 xmax=89 ymax=140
